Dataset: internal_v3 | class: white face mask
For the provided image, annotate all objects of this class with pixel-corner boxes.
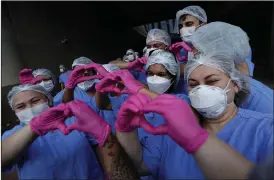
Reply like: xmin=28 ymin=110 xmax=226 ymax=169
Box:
xmin=189 ymin=80 xmax=232 ymax=119
xmin=77 ymin=80 xmax=96 ymax=91
xmin=144 ymin=48 xmax=157 ymax=57
xmin=180 ymin=26 xmax=196 ymax=42
xmin=147 ymin=75 xmax=172 ymax=94
xmin=125 ymin=54 xmax=135 ymax=62
xmin=16 ymin=102 xmax=50 ymax=124
xmin=39 ymin=80 xmax=54 ymax=92
xmin=60 ymin=69 xmax=64 ymax=73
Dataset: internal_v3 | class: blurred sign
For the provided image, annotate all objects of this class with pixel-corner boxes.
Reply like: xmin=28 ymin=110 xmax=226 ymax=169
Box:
xmin=133 ymin=19 xmax=179 ymax=37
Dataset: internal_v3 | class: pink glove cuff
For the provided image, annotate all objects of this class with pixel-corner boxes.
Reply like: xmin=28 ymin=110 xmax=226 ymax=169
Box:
xmin=29 ymin=117 xmax=45 ymax=136
xmin=97 ymin=124 xmax=112 ymax=147
xmin=184 ymin=129 xmax=209 ymax=154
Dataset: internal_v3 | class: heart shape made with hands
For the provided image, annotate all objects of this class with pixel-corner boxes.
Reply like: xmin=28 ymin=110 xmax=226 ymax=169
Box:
xmin=95 ymin=70 xmax=143 ymax=95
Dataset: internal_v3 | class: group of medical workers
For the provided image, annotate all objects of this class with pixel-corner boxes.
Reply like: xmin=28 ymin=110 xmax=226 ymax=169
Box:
xmin=2 ymin=5 xmax=273 ymax=180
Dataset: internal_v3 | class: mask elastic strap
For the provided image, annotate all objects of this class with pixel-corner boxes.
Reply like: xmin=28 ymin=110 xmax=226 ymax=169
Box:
xmin=224 ymin=79 xmax=232 ymax=93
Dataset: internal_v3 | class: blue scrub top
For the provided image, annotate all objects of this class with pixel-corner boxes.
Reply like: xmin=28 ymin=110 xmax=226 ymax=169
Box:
xmin=240 ymin=76 xmax=273 ymax=114
xmin=245 ymin=50 xmax=254 ymax=77
xmin=53 ymin=87 xmax=116 ymax=133
xmin=141 ymin=108 xmax=273 ymax=179
xmin=131 ymin=70 xmax=147 ymax=84
xmin=59 ymin=70 xmax=72 ymax=86
xmin=109 ymin=93 xmax=190 ymax=139
xmin=2 ymin=117 xmax=104 ymax=179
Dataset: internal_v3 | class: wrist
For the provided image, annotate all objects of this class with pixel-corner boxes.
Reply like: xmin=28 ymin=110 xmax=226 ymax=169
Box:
xmin=185 ymin=129 xmax=209 ymax=154
xmin=97 ymin=124 xmax=112 ymax=147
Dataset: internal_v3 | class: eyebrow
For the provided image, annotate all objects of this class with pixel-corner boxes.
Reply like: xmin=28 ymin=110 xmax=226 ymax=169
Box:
xmin=204 ymin=74 xmax=219 ymax=80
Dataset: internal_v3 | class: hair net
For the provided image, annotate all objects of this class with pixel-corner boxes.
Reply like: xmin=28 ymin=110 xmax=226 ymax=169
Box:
xmin=8 ymin=84 xmax=53 ymax=110
xmin=32 ymin=68 xmax=57 ymax=85
xmin=146 ymin=29 xmax=171 ymax=46
xmin=184 ymin=52 xmax=250 ymax=106
xmin=59 ymin=64 xmax=66 ymax=69
xmin=176 ymin=5 xmax=207 ymax=23
xmin=145 ymin=50 xmax=180 ymax=91
xmin=103 ymin=64 xmax=120 ymax=72
xmin=191 ymin=21 xmax=251 ymax=64
xmin=72 ymin=56 xmax=93 ymax=68
xmin=126 ymin=49 xmax=135 ymax=54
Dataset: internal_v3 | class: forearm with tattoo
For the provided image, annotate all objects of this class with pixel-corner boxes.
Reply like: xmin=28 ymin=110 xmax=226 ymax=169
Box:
xmin=95 ymin=134 xmax=140 ymax=180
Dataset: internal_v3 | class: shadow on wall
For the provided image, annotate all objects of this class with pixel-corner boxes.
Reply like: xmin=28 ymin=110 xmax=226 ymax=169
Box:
xmin=1 ymin=84 xmax=20 ymax=134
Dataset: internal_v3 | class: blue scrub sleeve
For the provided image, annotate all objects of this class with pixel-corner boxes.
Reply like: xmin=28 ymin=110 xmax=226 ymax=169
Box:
xmin=141 ymin=135 xmax=164 ymax=177
xmin=59 ymin=74 xmax=64 ymax=83
xmin=2 ymin=126 xmax=23 ymax=173
xmin=174 ymin=93 xmax=191 ymax=104
xmin=53 ymin=90 xmax=64 ymax=106
xmin=258 ymin=119 xmax=273 ymax=163
xmin=108 ymin=94 xmax=129 ymax=116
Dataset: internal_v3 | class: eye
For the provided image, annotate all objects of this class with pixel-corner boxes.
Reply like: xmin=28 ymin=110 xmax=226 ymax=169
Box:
xmin=146 ymin=71 xmax=154 ymax=76
xmin=158 ymin=73 xmax=168 ymax=77
xmin=32 ymin=98 xmax=41 ymax=104
xmin=206 ymin=79 xmax=219 ymax=85
xmin=15 ymin=104 xmax=26 ymax=110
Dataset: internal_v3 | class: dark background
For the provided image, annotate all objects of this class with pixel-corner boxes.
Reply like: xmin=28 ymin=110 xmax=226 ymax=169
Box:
xmin=1 ymin=1 xmax=274 ymax=179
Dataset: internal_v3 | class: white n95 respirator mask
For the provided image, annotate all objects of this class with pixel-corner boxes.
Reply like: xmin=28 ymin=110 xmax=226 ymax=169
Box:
xmin=189 ymin=80 xmax=232 ymax=119
xmin=39 ymin=80 xmax=54 ymax=92
xmin=180 ymin=26 xmax=195 ymax=42
xmin=16 ymin=102 xmax=50 ymax=124
xmin=77 ymin=80 xmax=96 ymax=91
xmin=125 ymin=55 xmax=135 ymax=62
xmin=147 ymin=75 xmax=172 ymax=94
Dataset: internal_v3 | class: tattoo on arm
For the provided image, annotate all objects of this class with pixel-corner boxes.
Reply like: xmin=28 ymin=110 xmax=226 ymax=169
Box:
xmin=96 ymin=134 xmax=140 ymax=180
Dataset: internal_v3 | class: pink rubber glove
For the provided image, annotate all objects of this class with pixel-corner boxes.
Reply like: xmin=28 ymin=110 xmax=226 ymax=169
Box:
xmin=168 ymin=42 xmax=192 ymax=62
xmin=95 ymin=74 xmax=122 ymax=94
xmin=66 ymin=100 xmax=111 ymax=147
xmin=116 ymin=93 xmax=152 ymax=132
xmin=30 ymin=103 xmax=72 ymax=135
xmin=141 ymin=94 xmax=208 ymax=153
xmin=128 ymin=57 xmax=147 ymax=73
xmin=85 ymin=63 xmax=110 ymax=77
xmin=65 ymin=65 xmax=103 ymax=88
xmin=19 ymin=69 xmax=34 ymax=84
xmin=96 ymin=70 xmax=144 ymax=95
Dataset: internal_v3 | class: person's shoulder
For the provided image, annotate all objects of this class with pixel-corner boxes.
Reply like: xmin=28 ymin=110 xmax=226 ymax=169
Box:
xmin=237 ymin=108 xmax=273 ymax=125
xmin=2 ymin=124 xmax=24 ymax=140
xmin=247 ymin=77 xmax=273 ymax=92
xmin=173 ymin=93 xmax=191 ymax=104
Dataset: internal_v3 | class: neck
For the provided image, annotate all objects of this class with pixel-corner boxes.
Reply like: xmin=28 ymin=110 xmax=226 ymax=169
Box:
xmin=203 ymin=103 xmax=238 ymax=134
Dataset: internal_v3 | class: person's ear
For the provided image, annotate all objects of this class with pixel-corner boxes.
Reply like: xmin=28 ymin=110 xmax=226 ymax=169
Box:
xmin=232 ymin=81 xmax=240 ymax=93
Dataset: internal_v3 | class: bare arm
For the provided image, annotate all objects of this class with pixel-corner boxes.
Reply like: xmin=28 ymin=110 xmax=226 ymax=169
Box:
xmin=2 ymin=125 xmax=38 ymax=168
xmin=109 ymin=60 xmax=130 ymax=70
xmin=60 ymin=83 xmax=65 ymax=90
xmin=95 ymin=134 xmax=140 ymax=179
xmin=95 ymin=92 xmax=112 ymax=110
xmin=180 ymin=63 xmax=185 ymax=76
xmin=116 ymin=131 xmax=150 ymax=176
xmin=62 ymin=88 xmax=74 ymax=103
xmin=194 ymin=134 xmax=254 ymax=179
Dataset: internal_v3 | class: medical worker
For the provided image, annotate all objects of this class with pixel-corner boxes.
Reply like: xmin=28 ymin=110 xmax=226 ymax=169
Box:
xmin=190 ymin=21 xmax=273 ymax=113
xmin=1 ymin=84 xmax=104 ymax=179
xmin=59 ymin=64 xmax=72 ymax=90
xmin=123 ymin=49 xmax=147 ymax=84
xmin=19 ymin=68 xmax=58 ymax=95
xmin=114 ymin=51 xmax=273 ymax=179
xmin=96 ymin=50 xmax=190 ymax=139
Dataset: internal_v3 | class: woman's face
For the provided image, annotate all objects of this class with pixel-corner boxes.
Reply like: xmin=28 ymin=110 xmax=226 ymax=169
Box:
xmin=188 ymin=65 xmax=239 ymax=104
xmin=12 ymin=90 xmax=48 ymax=113
xmin=147 ymin=41 xmax=167 ymax=50
xmin=147 ymin=64 xmax=172 ymax=80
